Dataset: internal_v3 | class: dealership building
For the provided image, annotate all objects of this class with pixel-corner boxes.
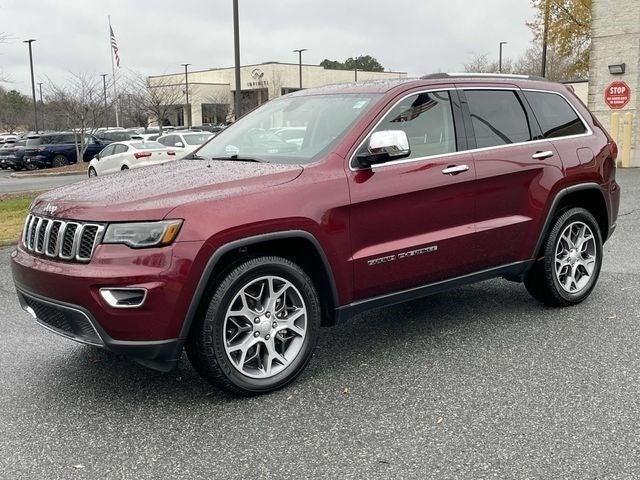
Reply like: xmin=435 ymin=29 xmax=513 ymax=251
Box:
xmin=148 ymin=62 xmax=406 ymax=126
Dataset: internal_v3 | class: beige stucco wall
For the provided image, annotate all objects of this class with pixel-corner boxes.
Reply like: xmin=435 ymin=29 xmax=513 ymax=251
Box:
xmin=149 ymin=62 xmax=406 ymax=126
xmin=588 ymin=0 xmax=640 ymax=166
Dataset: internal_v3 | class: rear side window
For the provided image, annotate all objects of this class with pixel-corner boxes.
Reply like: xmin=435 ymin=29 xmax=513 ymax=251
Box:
xmin=359 ymin=90 xmax=457 ymax=160
xmin=524 ymin=91 xmax=587 ymax=139
xmin=113 ymin=144 xmax=128 ymax=154
xmin=26 ymin=137 xmax=42 ymax=147
xmin=465 ymin=90 xmax=532 ymax=148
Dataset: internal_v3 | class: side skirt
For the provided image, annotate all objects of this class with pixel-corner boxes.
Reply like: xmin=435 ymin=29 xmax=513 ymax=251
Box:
xmin=335 ymin=260 xmax=535 ymax=323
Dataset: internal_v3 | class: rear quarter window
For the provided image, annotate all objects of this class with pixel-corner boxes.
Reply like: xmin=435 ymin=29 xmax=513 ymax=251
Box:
xmin=524 ymin=91 xmax=588 ymax=139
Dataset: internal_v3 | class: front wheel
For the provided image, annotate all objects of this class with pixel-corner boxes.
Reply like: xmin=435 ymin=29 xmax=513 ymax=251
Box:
xmin=187 ymin=256 xmax=321 ymax=395
xmin=525 ymin=207 xmax=603 ymax=307
xmin=88 ymin=167 xmax=97 ymax=177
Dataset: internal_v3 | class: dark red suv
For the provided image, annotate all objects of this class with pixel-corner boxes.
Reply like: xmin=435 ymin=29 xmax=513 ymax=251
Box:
xmin=11 ymin=74 xmax=620 ymax=395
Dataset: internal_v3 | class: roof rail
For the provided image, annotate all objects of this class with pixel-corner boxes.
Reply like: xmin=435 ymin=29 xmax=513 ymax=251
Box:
xmin=421 ymin=72 xmax=548 ymax=81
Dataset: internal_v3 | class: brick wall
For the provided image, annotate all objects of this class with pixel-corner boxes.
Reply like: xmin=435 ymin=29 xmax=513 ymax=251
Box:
xmin=588 ymin=0 xmax=640 ymax=166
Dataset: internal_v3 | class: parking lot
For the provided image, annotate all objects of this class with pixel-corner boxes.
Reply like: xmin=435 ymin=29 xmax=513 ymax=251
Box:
xmin=0 ymin=169 xmax=638 ymax=479
xmin=0 ymin=169 xmax=84 ymax=195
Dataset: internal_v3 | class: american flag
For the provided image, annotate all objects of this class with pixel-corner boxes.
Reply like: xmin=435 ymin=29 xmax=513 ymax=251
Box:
xmin=110 ymin=25 xmax=120 ymax=67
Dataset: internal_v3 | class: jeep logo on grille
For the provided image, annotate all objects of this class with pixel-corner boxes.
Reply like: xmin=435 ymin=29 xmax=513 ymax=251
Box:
xmin=42 ymin=203 xmax=58 ymax=215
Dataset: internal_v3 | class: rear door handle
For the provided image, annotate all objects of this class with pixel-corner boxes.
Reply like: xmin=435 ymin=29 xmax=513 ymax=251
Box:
xmin=532 ymin=150 xmax=554 ymax=160
xmin=442 ymin=164 xmax=469 ymax=175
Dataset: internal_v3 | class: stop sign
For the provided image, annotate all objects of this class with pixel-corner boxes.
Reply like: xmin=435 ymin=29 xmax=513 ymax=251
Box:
xmin=604 ymin=81 xmax=631 ymax=109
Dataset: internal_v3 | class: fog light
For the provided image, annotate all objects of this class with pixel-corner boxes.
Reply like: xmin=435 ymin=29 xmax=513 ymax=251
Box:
xmin=100 ymin=288 xmax=147 ymax=308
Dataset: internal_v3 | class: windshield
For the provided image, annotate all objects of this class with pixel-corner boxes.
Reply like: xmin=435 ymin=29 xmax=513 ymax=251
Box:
xmin=194 ymin=93 xmax=380 ymax=164
xmin=183 ymin=133 xmax=213 ymax=145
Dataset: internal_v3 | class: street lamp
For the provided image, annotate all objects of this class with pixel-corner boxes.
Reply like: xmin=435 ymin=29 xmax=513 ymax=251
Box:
xmin=37 ymin=82 xmax=44 ymax=131
xmin=499 ymin=42 xmax=508 ymax=73
xmin=232 ymin=0 xmax=241 ymax=120
xmin=293 ymin=48 xmax=308 ymax=90
xmin=100 ymin=74 xmax=109 ymax=128
xmin=181 ymin=63 xmax=192 ymax=128
xmin=23 ymin=39 xmax=38 ymax=132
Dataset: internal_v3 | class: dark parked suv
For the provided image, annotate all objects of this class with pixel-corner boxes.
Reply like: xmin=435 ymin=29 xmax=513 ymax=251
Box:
xmin=23 ymin=133 xmax=107 ymax=169
xmin=11 ymin=74 xmax=620 ymax=395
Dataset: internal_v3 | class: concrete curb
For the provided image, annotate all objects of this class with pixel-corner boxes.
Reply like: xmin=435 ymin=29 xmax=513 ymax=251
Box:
xmin=10 ymin=171 xmax=86 ymax=179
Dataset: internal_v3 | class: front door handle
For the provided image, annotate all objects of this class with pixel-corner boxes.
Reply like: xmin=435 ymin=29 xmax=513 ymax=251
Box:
xmin=442 ymin=164 xmax=469 ymax=175
xmin=532 ymin=150 xmax=554 ymax=160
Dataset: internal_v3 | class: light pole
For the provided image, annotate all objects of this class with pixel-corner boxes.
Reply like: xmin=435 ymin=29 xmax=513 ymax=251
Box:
xmin=24 ymin=39 xmax=39 ymax=132
xmin=37 ymin=82 xmax=44 ymax=130
xmin=499 ymin=41 xmax=508 ymax=73
xmin=181 ymin=63 xmax=192 ymax=128
xmin=293 ymin=48 xmax=308 ymax=90
xmin=100 ymin=74 xmax=109 ymax=128
xmin=541 ymin=0 xmax=550 ymax=77
xmin=233 ymin=0 xmax=242 ymax=120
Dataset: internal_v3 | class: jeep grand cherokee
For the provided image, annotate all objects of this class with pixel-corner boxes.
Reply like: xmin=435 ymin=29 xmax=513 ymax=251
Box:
xmin=11 ymin=74 xmax=620 ymax=395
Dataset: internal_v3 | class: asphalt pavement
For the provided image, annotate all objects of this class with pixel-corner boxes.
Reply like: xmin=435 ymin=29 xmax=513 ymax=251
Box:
xmin=0 ymin=169 xmax=85 ymax=194
xmin=0 ymin=170 xmax=639 ymax=479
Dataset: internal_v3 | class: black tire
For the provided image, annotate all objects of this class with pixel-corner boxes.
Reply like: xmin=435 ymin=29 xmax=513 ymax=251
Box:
xmin=524 ymin=207 xmax=603 ymax=307
xmin=121 ymin=165 xmax=129 ymax=171
xmin=187 ymin=256 xmax=321 ymax=395
xmin=88 ymin=167 xmax=97 ymax=177
xmin=52 ymin=154 xmax=69 ymax=168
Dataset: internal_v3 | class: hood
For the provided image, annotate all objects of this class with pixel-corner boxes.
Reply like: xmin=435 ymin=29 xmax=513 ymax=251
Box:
xmin=31 ymin=160 xmax=303 ymax=221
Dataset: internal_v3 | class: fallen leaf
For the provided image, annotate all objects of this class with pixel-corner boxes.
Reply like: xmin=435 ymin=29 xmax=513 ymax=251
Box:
xmin=343 ymin=387 xmax=350 ymax=395
xmin=73 ymin=465 xmax=85 ymax=470
xmin=437 ymin=417 xmax=444 ymax=424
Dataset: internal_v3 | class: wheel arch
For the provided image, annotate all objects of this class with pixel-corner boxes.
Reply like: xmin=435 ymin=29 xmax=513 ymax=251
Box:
xmin=533 ymin=183 xmax=610 ymax=259
xmin=179 ymin=230 xmax=340 ymax=341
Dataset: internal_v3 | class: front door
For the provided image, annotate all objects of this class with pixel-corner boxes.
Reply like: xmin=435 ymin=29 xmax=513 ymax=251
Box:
xmin=347 ymin=89 xmax=477 ymax=300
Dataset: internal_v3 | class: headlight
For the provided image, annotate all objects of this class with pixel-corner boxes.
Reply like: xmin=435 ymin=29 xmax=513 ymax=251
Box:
xmin=103 ymin=220 xmax=183 ymax=248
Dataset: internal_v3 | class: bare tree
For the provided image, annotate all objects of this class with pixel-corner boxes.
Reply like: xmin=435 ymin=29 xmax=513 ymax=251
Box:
xmin=126 ymin=72 xmax=185 ymax=135
xmin=46 ymin=73 xmax=111 ymax=164
xmin=463 ymin=53 xmax=513 ymax=74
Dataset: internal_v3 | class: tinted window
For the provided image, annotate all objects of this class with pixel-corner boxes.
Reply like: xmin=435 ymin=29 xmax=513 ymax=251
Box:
xmin=26 ymin=137 xmax=42 ymax=147
xmin=113 ymin=144 xmax=128 ymax=154
xmin=359 ymin=91 xmax=456 ymax=160
xmin=465 ymin=90 xmax=532 ymax=148
xmin=157 ymin=135 xmax=174 ymax=146
xmin=524 ymin=91 xmax=587 ymax=139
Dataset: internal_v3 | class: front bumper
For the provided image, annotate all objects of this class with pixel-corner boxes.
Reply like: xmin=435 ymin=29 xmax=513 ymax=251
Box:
xmin=16 ymin=287 xmax=181 ymax=371
xmin=11 ymin=240 xmax=207 ymax=371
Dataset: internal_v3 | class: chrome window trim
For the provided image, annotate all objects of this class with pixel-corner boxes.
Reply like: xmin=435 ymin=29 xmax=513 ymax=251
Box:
xmin=348 ymin=86 xmax=593 ymax=172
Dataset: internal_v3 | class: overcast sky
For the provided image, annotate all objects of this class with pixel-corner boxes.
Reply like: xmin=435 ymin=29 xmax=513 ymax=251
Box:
xmin=1 ymin=0 xmax=536 ymax=94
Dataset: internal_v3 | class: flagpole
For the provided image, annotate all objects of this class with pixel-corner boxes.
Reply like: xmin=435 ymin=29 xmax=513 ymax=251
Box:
xmin=108 ymin=15 xmax=120 ymax=127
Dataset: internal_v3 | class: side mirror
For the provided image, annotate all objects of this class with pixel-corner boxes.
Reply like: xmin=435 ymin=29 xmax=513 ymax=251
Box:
xmin=175 ymin=141 xmax=184 ymax=148
xmin=356 ymin=130 xmax=410 ymax=168
xmin=93 ymin=154 xmax=100 ymax=160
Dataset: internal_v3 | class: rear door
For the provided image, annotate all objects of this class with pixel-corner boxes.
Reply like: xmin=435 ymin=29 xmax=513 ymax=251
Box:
xmin=459 ymin=86 xmax=563 ymax=269
xmin=347 ymin=88 xmax=478 ymax=300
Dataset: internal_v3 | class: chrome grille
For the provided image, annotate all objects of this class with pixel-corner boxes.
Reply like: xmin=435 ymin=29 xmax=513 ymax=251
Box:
xmin=22 ymin=214 xmax=104 ymax=262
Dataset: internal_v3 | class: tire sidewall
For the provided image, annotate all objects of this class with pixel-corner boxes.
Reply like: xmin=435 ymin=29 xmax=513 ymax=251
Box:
xmin=53 ymin=155 xmax=68 ymax=168
xmin=205 ymin=259 xmax=320 ymax=393
xmin=546 ymin=208 xmax=603 ymax=303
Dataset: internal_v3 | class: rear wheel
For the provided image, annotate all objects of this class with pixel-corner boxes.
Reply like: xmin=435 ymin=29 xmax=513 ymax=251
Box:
xmin=88 ymin=167 xmax=97 ymax=177
xmin=525 ymin=207 xmax=602 ymax=307
xmin=121 ymin=165 xmax=129 ymax=171
xmin=187 ymin=256 xmax=321 ymax=395
xmin=52 ymin=155 xmax=69 ymax=168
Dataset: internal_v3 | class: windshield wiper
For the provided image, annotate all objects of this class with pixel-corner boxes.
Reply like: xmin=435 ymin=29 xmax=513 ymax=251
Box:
xmin=183 ymin=152 xmax=205 ymax=160
xmin=209 ymin=155 xmax=265 ymax=163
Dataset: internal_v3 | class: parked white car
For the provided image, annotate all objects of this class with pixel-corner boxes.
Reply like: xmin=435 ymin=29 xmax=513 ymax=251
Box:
xmin=156 ymin=132 xmax=214 ymax=155
xmin=88 ymin=140 xmax=176 ymax=177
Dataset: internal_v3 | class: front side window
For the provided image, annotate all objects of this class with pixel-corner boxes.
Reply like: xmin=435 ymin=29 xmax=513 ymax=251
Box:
xmin=196 ymin=93 xmax=380 ymax=164
xmin=357 ymin=91 xmax=456 ymax=161
xmin=100 ymin=144 xmax=116 ymax=158
xmin=524 ymin=91 xmax=587 ymax=139
xmin=465 ymin=90 xmax=532 ymax=148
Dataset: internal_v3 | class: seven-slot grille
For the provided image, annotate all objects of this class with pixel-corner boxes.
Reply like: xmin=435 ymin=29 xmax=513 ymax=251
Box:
xmin=22 ymin=214 xmax=104 ymax=262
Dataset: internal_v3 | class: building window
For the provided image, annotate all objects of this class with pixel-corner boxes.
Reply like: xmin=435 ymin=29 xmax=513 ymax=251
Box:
xmin=202 ymin=103 xmax=230 ymax=124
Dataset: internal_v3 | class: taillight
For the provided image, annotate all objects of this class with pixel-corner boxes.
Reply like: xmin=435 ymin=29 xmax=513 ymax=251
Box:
xmin=134 ymin=152 xmax=152 ymax=159
xmin=167 ymin=151 xmax=176 ymax=156
xmin=37 ymin=147 xmax=46 ymax=152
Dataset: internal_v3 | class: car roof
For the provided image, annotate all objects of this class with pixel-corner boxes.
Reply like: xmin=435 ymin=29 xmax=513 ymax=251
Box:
xmin=287 ymin=73 xmax=564 ymax=97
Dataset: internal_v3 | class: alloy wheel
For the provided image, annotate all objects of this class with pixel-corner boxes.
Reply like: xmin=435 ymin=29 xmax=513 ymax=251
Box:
xmin=554 ymin=221 xmax=597 ymax=294
xmin=223 ymin=275 xmax=307 ymax=379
